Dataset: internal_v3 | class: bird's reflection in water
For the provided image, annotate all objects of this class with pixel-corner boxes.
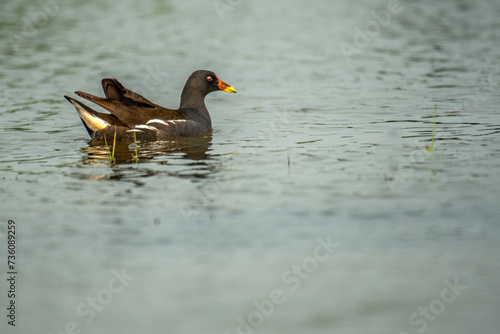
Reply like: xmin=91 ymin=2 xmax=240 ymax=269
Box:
xmin=82 ymin=135 xmax=212 ymax=164
xmin=76 ymin=135 xmax=215 ymax=183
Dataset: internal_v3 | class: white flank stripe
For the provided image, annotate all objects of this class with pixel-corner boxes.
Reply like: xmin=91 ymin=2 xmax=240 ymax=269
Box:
xmin=136 ymin=124 xmax=158 ymax=131
xmin=146 ymin=119 xmax=170 ymax=126
xmin=127 ymin=129 xmax=143 ymax=133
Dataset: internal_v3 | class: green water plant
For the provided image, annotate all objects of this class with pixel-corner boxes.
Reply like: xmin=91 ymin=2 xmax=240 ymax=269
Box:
xmin=133 ymin=130 xmax=139 ymax=164
xmin=427 ymin=105 xmax=437 ymax=152
xmin=103 ymin=126 xmax=117 ymax=164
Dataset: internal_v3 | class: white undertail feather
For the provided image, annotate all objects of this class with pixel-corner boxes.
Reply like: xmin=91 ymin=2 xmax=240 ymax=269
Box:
xmin=146 ymin=119 xmax=170 ymax=126
xmin=70 ymin=100 xmax=110 ymax=132
xmin=146 ymin=119 xmax=187 ymax=126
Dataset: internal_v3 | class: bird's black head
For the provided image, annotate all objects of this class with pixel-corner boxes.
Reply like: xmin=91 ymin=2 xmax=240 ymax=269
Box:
xmin=179 ymin=70 xmax=236 ymax=110
xmin=189 ymin=70 xmax=236 ymax=95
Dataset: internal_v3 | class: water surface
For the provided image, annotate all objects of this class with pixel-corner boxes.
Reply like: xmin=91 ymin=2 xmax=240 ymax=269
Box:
xmin=1 ymin=0 xmax=500 ymax=333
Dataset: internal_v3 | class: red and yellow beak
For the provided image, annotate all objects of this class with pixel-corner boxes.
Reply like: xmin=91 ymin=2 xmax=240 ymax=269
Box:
xmin=217 ymin=76 xmax=237 ymax=93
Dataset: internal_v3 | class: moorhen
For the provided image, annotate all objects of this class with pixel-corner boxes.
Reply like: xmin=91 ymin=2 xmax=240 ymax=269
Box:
xmin=64 ymin=70 xmax=236 ymax=141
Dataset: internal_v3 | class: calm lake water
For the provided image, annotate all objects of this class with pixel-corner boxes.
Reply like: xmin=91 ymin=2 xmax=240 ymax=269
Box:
xmin=1 ymin=0 xmax=500 ymax=333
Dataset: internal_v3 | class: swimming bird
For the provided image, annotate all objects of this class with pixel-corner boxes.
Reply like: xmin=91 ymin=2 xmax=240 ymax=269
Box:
xmin=64 ymin=70 xmax=236 ymax=141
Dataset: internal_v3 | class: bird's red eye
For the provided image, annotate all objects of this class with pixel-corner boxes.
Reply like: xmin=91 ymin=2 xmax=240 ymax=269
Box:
xmin=207 ymin=76 xmax=213 ymax=82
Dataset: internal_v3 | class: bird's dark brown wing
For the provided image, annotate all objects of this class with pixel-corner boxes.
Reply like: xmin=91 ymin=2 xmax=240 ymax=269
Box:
xmin=101 ymin=78 xmax=158 ymax=107
xmin=74 ymin=79 xmax=183 ymax=127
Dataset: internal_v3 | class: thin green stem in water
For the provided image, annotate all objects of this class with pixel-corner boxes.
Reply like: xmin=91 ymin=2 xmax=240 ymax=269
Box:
xmin=133 ymin=130 xmax=138 ymax=164
xmin=111 ymin=126 xmax=117 ymax=163
xmin=429 ymin=105 xmax=437 ymax=152
xmin=103 ymin=134 xmax=112 ymax=162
